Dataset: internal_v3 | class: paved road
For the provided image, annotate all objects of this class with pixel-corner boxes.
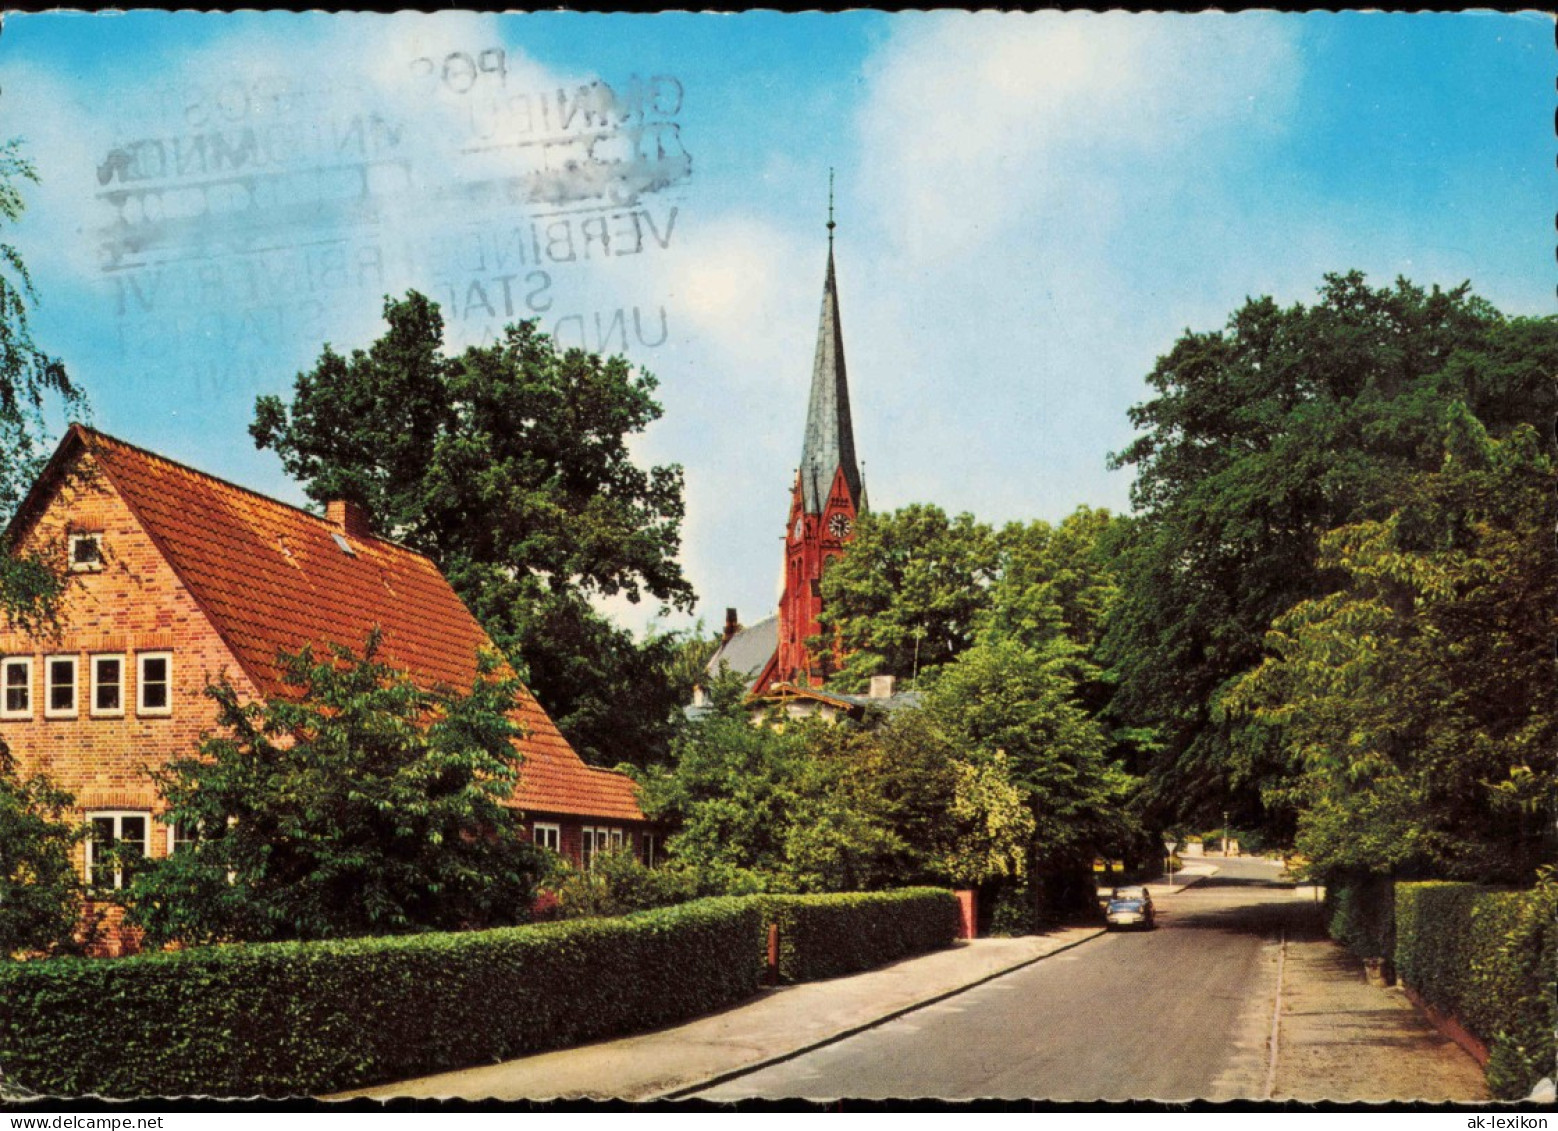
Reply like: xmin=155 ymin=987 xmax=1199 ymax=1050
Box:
xmin=699 ymin=857 xmax=1307 ymax=1102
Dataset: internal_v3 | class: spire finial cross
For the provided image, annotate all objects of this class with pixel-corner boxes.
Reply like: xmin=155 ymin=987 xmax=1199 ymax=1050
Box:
xmin=827 ymin=167 xmax=836 ymax=248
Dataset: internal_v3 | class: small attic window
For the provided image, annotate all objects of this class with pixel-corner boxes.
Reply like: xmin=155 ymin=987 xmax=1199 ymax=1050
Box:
xmin=331 ymin=532 xmax=356 ymax=557
xmin=69 ymin=533 xmax=105 ymax=572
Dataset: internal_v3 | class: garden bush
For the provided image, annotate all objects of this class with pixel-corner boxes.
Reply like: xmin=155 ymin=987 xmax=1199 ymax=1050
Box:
xmin=0 ymin=896 xmax=765 ymax=1098
xmin=988 ymin=881 xmax=1040 ymax=936
xmin=543 ymin=849 xmax=705 ymax=920
xmin=752 ymin=887 xmax=959 ymax=983
xmin=1395 ymin=880 xmax=1557 ymax=1100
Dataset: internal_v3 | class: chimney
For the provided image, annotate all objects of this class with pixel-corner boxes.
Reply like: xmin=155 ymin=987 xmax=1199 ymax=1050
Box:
xmin=326 ymin=499 xmax=373 ymax=540
xmin=723 ymin=607 xmax=741 ymax=644
xmin=869 ymin=674 xmax=896 ymax=700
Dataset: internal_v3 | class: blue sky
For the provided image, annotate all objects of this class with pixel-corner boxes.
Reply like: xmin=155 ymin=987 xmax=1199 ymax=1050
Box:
xmin=3 ymin=11 xmax=1552 ymax=637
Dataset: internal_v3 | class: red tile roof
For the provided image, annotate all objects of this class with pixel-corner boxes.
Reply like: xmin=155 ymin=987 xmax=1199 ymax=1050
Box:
xmin=61 ymin=426 xmax=646 ymax=824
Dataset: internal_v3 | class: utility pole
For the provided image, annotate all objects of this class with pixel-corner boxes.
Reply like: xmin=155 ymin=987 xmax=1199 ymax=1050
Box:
xmin=1223 ymin=810 xmax=1230 ymax=858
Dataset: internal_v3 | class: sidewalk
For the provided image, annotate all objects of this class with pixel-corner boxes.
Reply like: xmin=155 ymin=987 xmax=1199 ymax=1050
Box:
xmin=1270 ymin=908 xmax=1489 ymax=1102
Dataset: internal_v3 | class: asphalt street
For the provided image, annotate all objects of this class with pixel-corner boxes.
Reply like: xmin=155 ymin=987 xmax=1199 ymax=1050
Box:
xmin=698 ymin=857 xmax=1306 ymax=1102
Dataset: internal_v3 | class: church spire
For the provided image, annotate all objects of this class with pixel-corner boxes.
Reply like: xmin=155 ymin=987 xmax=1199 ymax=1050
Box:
xmin=798 ymin=179 xmax=861 ymax=515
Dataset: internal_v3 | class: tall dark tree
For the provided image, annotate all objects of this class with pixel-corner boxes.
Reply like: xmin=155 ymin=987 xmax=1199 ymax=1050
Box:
xmin=1222 ymin=410 xmax=1556 ymax=883
xmin=1104 ymin=272 xmax=1556 ymax=836
xmin=0 ymin=129 xmax=90 ymax=947
xmin=252 ymin=293 xmax=695 ymax=765
xmin=0 ymin=135 xmax=85 ymax=633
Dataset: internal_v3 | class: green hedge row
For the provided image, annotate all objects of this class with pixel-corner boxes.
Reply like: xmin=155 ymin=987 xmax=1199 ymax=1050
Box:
xmin=0 ymin=896 xmax=765 ymax=1098
xmin=754 ymin=887 xmax=960 ymax=983
xmin=1395 ymin=881 xmax=1557 ymax=1100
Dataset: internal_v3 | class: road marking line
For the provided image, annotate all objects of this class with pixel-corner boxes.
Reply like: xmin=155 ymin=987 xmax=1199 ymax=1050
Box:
xmin=1263 ymin=928 xmax=1287 ymax=1100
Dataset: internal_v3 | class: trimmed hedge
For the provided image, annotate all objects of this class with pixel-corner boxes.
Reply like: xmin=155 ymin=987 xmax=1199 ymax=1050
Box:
xmin=1323 ymin=872 xmax=1395 ymax=960
xmin=753 ymin=887 xmax=960 ymax=983
xmin=1395 ymin=881 xmax=1557 ymax=1100
xmin=0 ymin=896 xmax=765 ymax=1098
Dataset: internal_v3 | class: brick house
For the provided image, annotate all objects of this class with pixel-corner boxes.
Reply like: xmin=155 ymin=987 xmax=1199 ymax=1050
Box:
xmin=0 ymin=426 xmax=657 ymax=946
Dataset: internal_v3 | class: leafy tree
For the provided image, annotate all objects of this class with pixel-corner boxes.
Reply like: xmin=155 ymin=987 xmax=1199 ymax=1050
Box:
xmin=809 ymin=499 xmax=1146 ymax=893
xmin=838 ymin=708 xmax=1033 ymax=888
xmin=0 ymin=749 xmax=84 ymax=957
xmin=816 ymin=504 xmax=998 ymax=690
xmin=637 ymin=673 xmax=907 ymax=893
xmin=508 ymin=590 xmax=693 ymax=766
xmin=936 ymin=748 xmax=1036 ymax=888
xmin=0 ymin=133 xmax=90 ymax=962
xmin=123 ymin=634 xmax=548 ymax=945
xmin=636 ymin=672 xmax=808 ymax=889
xmin=1104 ymin=273 xmax=1556 ymax=835
xmin=0 ymin=136 xmax=85 ymax=633
xmin=665 ymin=624 xmax=721 ymax=697
xmin=1222 ymin=410 xmax=1555 ymax=883
xmin=980 ymin=507 xmax=1125 ymax=657
xmin=924 ymin=638 xmax=1135 ymax=873
xmin=252 ymin=293 xmax=693 ymax=765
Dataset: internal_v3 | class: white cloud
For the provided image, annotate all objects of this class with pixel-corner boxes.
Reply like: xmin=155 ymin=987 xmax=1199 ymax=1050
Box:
xmin=856 ymin=12 xmax=1301 ymax=265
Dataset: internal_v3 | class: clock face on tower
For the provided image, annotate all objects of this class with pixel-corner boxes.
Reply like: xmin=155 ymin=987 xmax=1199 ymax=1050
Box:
xmin=828 ymin=513 xmax=853 ymax=539
xmin=793 ymin=517 xmax=804 ymax=540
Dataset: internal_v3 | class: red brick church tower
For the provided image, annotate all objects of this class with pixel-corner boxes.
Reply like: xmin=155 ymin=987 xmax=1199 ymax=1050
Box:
xmin=767 ymin=203 xmax=865 ymax=689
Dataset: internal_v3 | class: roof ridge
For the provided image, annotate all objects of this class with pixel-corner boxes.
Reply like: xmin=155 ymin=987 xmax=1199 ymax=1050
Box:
xmin=71 ymin=424 xmax=429 ymax=561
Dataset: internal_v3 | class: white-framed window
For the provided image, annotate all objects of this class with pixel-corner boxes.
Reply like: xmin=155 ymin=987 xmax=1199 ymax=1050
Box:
xmin=137 ymin=652 xmax=172 ymax=716
xmin=642 ymin=832 xmax=657 ymax=869
xmin=86 ymin=811 xmax=149 ymax=891
xmin=532 ymin=822 xmax=561 ymax=853
xmin=166 ymin=818 xmax=200 ymax=856
xmin=90 ymin=654 xmax=125 ymax=717
xmin=68 ymin=532 xmax=104 ymax=573
xmin=581 ymin=826 xmax=624 ymax=869
xmin=44 ymin=655 xmax=78 ymax=719
xmin=0 ymin=657 xmax=32 ymax=720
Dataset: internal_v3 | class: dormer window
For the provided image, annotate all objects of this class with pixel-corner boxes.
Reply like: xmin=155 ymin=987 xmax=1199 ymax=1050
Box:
xmin=69 ymin=533 xmax=104 ymax=572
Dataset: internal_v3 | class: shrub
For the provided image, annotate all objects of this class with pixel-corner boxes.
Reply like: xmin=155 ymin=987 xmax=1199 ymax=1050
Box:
xmin=0 ymin=897 xmax=764 ymax=1098
xmin=988 ymin=881 xmax=1040 ymax=937
xmin=753 ymin=888 xmax=959 ymax=983
xmin=0 ymin=750 xmax=86 ymax=958
xmin=1395 ymin=880 xmax=1557 ymax=1100
xmin=545 ymin=850 xmax=704 ymax=920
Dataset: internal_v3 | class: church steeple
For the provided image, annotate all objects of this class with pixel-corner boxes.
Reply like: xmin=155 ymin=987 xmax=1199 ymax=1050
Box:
xmin=797 ymin=201 xmax=862 ymax=515
xmin=765 ymin=184 xmax=867 ymax=691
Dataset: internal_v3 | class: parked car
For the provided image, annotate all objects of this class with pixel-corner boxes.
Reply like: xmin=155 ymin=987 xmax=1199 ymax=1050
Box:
xmin=1111 ymin=884 xmax=1154 ymax=912
xmin=1105 ymin=897 xmax=1155 ymax=931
